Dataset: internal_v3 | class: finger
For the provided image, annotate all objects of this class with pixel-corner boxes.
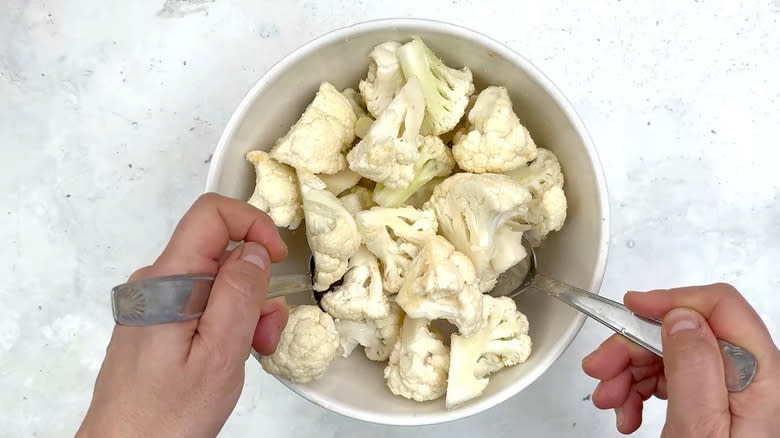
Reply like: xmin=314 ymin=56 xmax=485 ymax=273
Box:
xmin=616 ymin=390 xmax=644 ymax=434
xmin=661 ymin=307 xmax=730 ymax=434
xmin=625 ymin=284 xmax=777 ymax=363
xmin=194 ymin=241 xmax=272 ymax=363
xmin=654 ymin=374 xmax=667 ymax=399
xmin=252 ymin=297 xmax=289 ymax=355
xmin=592 ymin=368 xmax=632 ymax=409
xmin=153 ymin=193 xmax=287 ymax=275
xmin=583 ymin=334 xmax=658 ymax=380
xmin=582 ymin=335 xmax=630 ymax=380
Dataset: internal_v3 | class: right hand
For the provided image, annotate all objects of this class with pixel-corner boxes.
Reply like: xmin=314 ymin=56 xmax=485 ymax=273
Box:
xmin=581 ymin=283 xmax=780 ymax=437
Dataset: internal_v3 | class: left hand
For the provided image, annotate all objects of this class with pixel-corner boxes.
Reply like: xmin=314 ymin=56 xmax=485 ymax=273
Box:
xmin=76 ymin=193 xmax=290 ymax=438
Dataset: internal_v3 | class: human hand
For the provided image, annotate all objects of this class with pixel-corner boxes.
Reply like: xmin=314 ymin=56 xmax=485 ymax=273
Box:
xmin=582 ymin=283 xmax=780 ymax=436
xmin=76 ymin=193 xmax=290 ymax=438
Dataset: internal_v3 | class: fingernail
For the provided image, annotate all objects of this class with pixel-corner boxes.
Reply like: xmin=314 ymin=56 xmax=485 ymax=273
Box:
xmin=665 ymin=308 xmax=701 ymax=335
xmin=241 ymin=242 xmax=270 ymax=270
xmin=581 ymin=350 xmax=595 ymax=364
xmin=615 ymin=406 xmax=625 ymax=429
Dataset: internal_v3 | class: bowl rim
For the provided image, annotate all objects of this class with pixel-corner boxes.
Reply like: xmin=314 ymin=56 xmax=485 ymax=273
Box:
xmin=205 ymin=17 xmax=611 ymax=426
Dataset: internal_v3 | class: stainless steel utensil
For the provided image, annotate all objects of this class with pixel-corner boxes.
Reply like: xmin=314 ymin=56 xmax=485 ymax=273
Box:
xmin=498 ymin=245 xmax=757 ymax=393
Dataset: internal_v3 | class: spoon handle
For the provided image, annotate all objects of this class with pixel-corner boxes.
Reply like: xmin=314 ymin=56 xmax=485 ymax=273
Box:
xmin=527 ymin=273 xmax=757 ymax=392
xmin=111 ymin=273 xmax=313 ymax=326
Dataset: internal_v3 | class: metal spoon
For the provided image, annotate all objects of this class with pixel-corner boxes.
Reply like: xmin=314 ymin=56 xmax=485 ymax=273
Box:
xmin=111 ymin=246 xmax=757 ymax=392
xmin=497 ymin=244 xmax=757 ymax=393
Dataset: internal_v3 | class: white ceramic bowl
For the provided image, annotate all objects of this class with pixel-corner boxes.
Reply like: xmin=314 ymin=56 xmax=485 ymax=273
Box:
xmin=205 ymin=18 xmax=610 ymax=426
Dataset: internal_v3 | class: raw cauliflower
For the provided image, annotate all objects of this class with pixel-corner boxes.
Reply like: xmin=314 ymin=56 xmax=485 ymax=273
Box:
xmin=452 ymin=86 xmax=538 ymax=173
xmin=396 ymin=235 xmax=483 ymax=336
xmin=298 ymin=170 xmax=360 ymax=291
xmin=259 ymin=305 xmax=340 ymax=384
xmin=319 ymin=167 xmax=363 ymax=197
xmin=355 ymin=206 xmax=438 ymax=294
xmin=384 ymin=317 xmax=450 ymax=402
xmin=359 ymin=41 xmax=405 ymax=118
xmin=424 ymin=172 xmax=539 ymax=292
xmin=335 ymin=302 xmax=404 ymax=361
xmin=347 ymin=78 xmax=426 ymax=189
xmin=403 ymin=176 xmax=446 ymax=209
xmin=245 ymin=150 xmax=303 ymax=229
xmin=320 ymin=245 xmax=391 ymax=321
xmin=446 ymin=295 xmax=532 ymax=407
xmin=372 ymin=135 xmax=455 ymax=208
xmin=338 ymin=186 xmax=375 ymax=215
xmin=397 ymin=37 xmax=475 ymax=136
xmin=505 ymin=148 xmax=567 ymax=246
xmin=343 ymin=87 xmax=375 ymax=139
xmin=270 ymin=82 xmax=357 ymax=174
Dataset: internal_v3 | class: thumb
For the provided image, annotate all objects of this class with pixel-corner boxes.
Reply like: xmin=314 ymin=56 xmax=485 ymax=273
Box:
xmin=195 ymin=241 xmax=272 ymax=363
xmin=661 ymin=307 xmax=730 ymax=436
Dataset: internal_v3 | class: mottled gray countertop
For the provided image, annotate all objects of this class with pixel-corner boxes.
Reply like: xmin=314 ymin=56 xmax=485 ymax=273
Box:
xmin=1 ymin=1 xmax=778 ymax=437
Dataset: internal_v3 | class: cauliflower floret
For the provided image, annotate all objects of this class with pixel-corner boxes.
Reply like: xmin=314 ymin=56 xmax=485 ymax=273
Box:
xmin=504 ymin=147 xmax=564 ymax=194
xmin=424 ymin=173 xmax=539 ymax=292
xmin=384 ymin=317 xmax=450 ymax=402
xmin=321 ymin=246 xmax=391 ymax=321
xmin=270 ymin=82 xmax=357 ymax=174
xmin=404 ymin=176 xmax=445 ymax=209
xmin=452 ymin=86 xmax=538 ymax=173
xmin=319 ymin=167 xmax=363 ymax=197
xmin=372 ymin=135 xmax=455 ymax=208
xmin=298 ymin=170 xmax=360 ymax=291
xmin=396 ymin=235 xmax=483 ymax=336
xmin=245 ymin=150 xmax=303 ymax=230
xmin=359 ymin=41 xmax=405 ymax=118
xmin=347 ymin=78 xmax=426 ymax=189
xmin=259 ymin=305 xmax=340 ymax=384
xmin=505 ymin=148 xmax=567 ymax=246
xmin=355 ymin=206 xmax=438 ymax=294
xmin=334 ymin=302 xmax=404 ymax=361
xmin=525 ymin=186 xmax=567 ymax=247
xmin=338 ymin=186 xmax=375 ymax=216
xmin=446 ymin=295 xmax=532 ymax=407
xmin=341 ymin=87 xmax=369 ymax=118
xmin=397 ymin=37 xmax=475 ymax=136
xmin=342 ymin=87 xmax=375 ymax=139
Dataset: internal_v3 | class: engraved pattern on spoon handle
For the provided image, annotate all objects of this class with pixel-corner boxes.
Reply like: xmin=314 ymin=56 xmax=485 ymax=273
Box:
xmin=527 ymin=273 xmax=757 ymax=392
xmin=112 ymin=273 xmax=313 ymax=326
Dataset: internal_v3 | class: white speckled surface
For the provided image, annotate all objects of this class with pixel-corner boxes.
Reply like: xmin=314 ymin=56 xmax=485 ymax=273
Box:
xmin=1 ymin=1 xmax=778 ymax=436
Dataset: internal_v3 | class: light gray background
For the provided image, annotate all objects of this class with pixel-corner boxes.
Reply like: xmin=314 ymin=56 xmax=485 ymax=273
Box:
xmin=1 ymin=1 xmax=778 ymax=437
